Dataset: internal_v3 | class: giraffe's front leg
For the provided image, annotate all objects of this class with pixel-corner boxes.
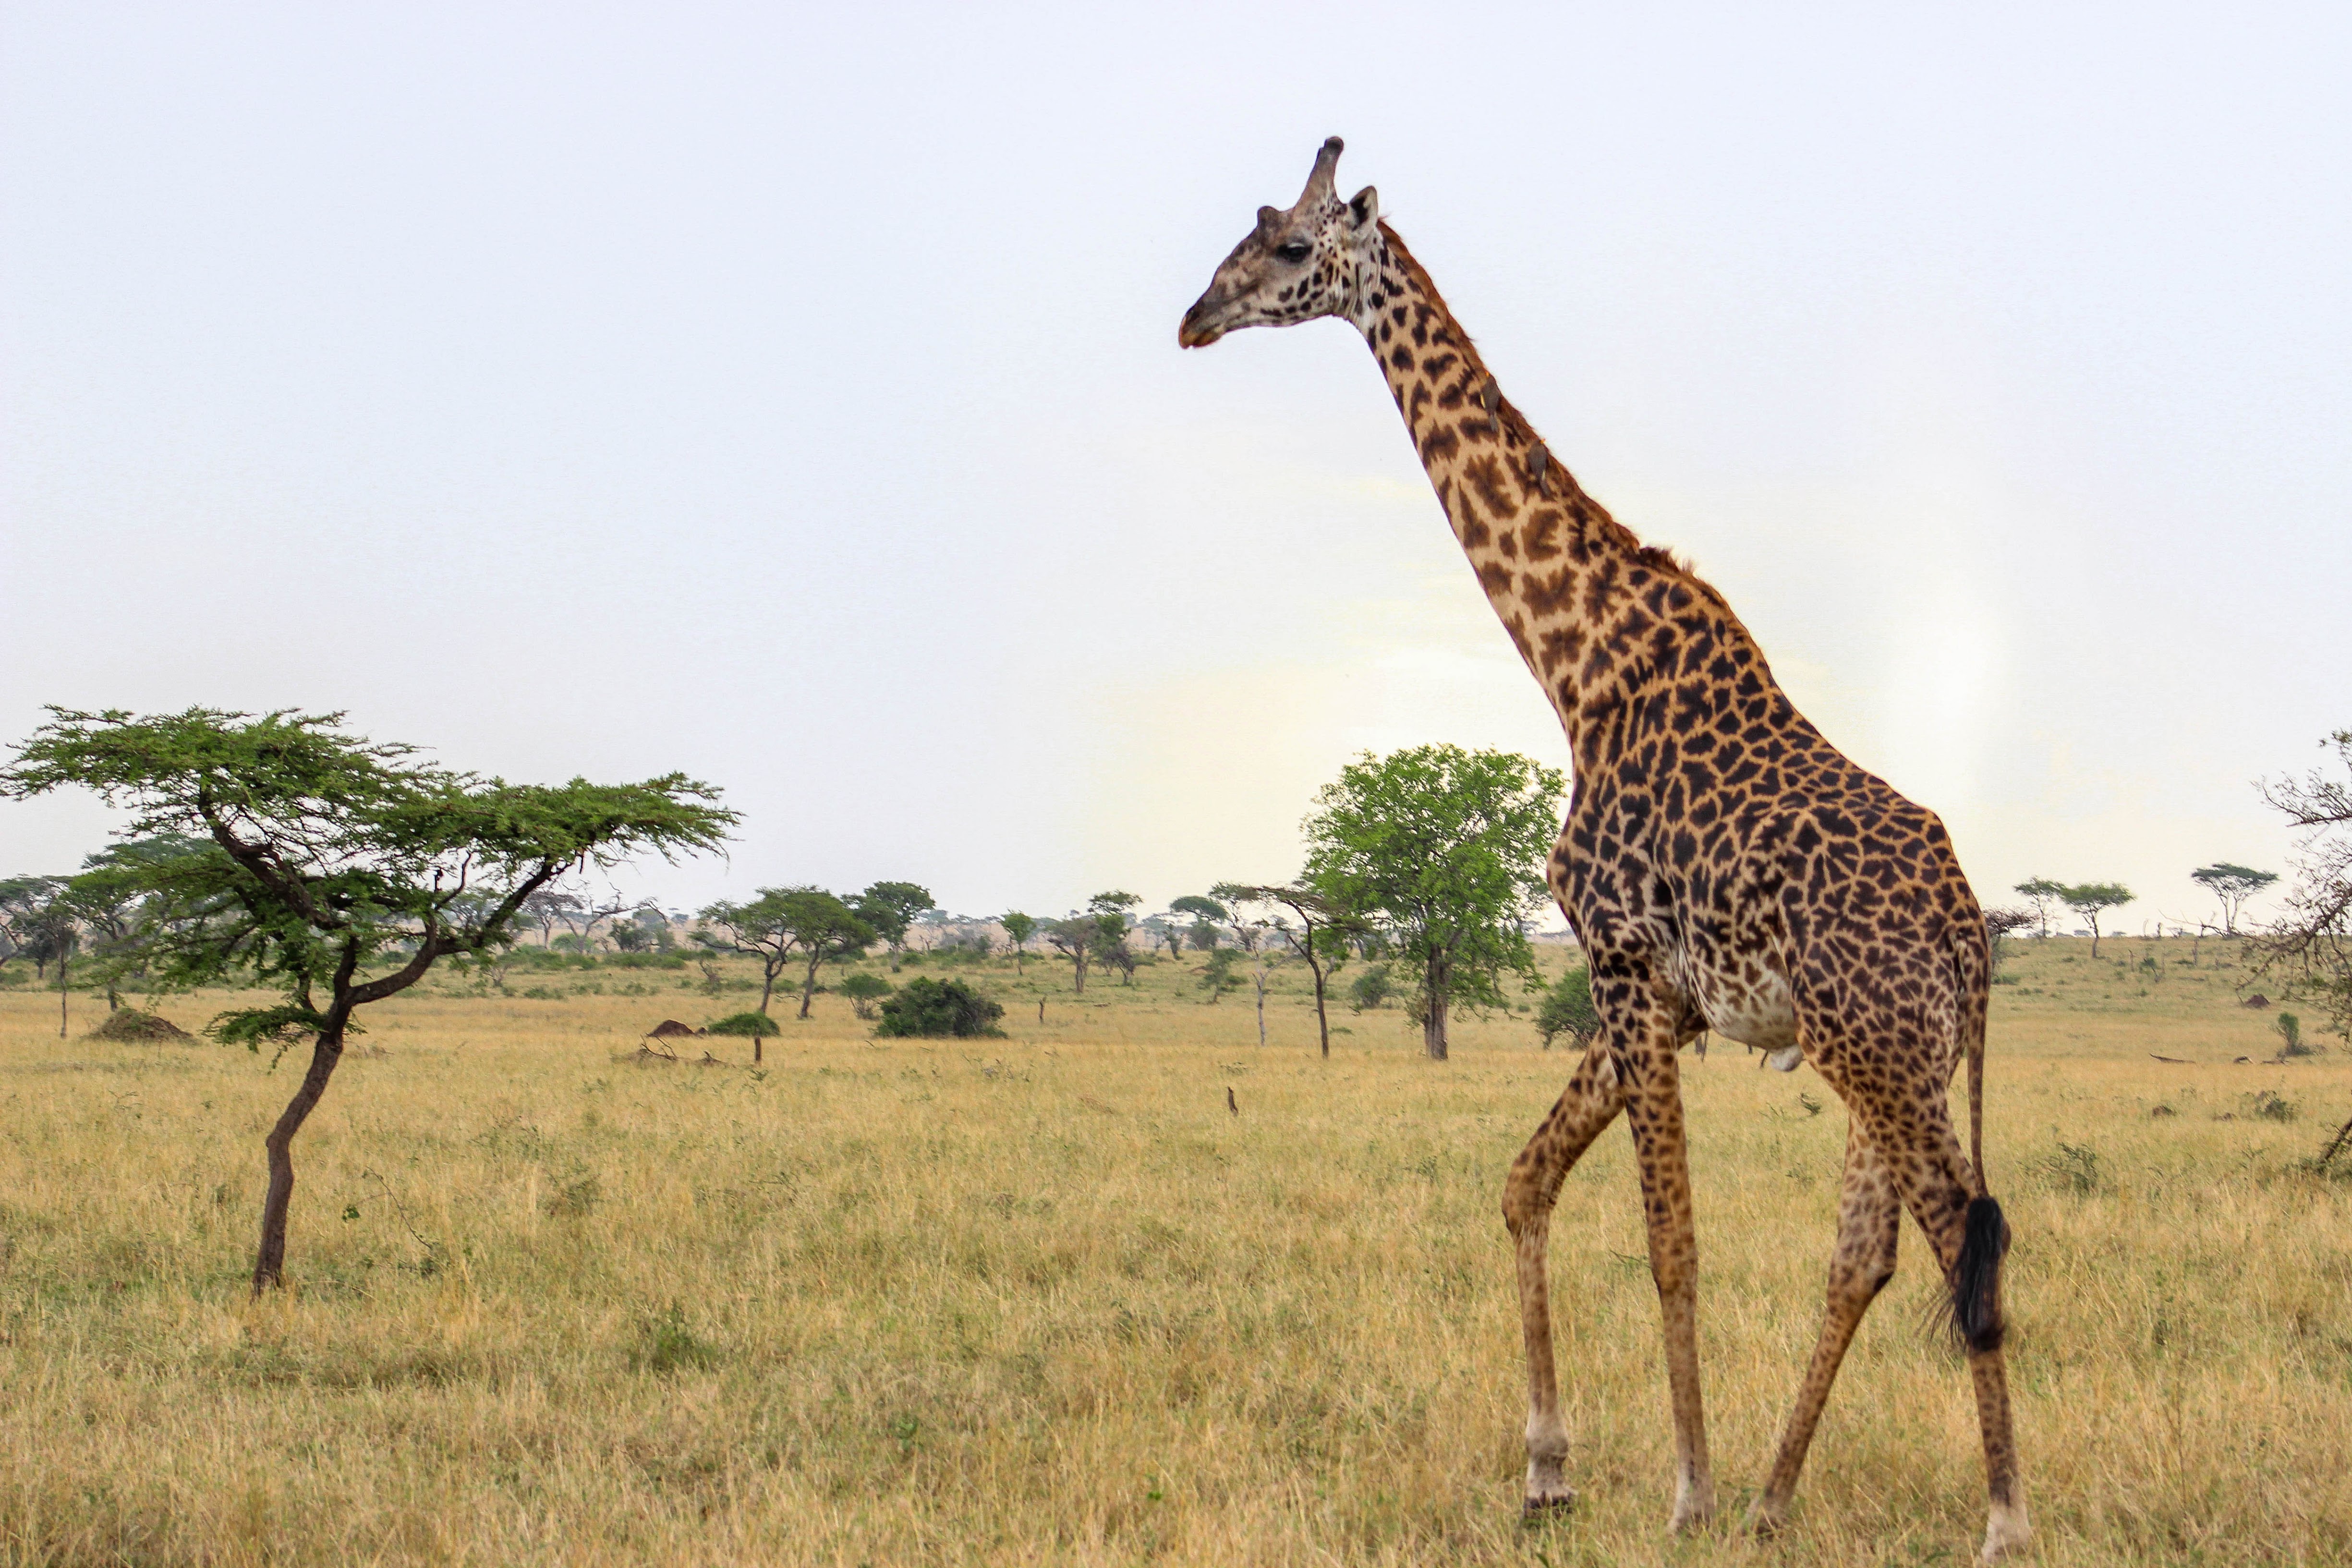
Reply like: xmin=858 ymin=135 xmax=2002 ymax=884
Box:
xmin=1619 ymin=1040 xmax=1715 ymax=1534
xmin=1502 ymin=1043 xmax=1626 ymax=1515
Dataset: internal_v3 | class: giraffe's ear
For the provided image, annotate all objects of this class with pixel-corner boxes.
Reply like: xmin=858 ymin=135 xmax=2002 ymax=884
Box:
xmin=1348 ymin=186 xmax=1379 ymax=230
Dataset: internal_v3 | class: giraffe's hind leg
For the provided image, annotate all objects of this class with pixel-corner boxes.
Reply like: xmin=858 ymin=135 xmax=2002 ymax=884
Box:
xmin=1859 ymin=1095 xmax=2031 ymax=1564
xmin=1502 ymin=1042 xmax=1627 ymax=1515
xmin=1748 ymin=1120 xmax=1899 ymax=1536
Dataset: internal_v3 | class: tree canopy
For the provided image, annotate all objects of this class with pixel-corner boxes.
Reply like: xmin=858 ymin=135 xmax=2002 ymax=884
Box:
xmin=853 ymin=880 xmax=934 ymax=968
xmin=2190 ymin=862 xmax=2277 ymax=935
xmin=1301 ymin=744 xmax=1564 ymax=1059
xmin=699 ymin=886 xmax=874 ymax=1027
xmin=0 ymin=705 xmax=734 ymax=1291
xmin=2059 ymin=882 xmax=2133 ymax=956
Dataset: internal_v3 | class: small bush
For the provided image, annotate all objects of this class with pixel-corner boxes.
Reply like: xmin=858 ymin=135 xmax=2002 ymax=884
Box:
xmin=1347 ymin=963 xmax=1393 ymax=1012
xmin=875 ymin=977 xmax=1004 ymax=1038
xmin=2036 ymin=1140 xmax=2104 ymax=1194
xmin=2248 ymin=1089 xmax=2298 ymax=1123
xmin=838 ymin=972 xmax=893 ymax=1019
xmin=1535 ymin=966 xmax=1600 ymax=1049
xmin=704 ymin=1011 xmax=781 ymax=1038
xmin=630 ymin=1301 xmax=717 ymax=1374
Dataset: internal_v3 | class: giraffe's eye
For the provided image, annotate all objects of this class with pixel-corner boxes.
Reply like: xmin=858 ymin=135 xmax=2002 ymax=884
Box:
xmin=1274 ymin=242 xmax=1311 ymax=264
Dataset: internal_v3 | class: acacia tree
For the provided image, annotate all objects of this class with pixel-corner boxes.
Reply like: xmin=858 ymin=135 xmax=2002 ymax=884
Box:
xmin=2191 ymin=862 xmax=2278 ymax=936
xmin=1088 ymin=890 xmax=1140 ymax=985
xmin=519 ymin=887 xmax=581 ymax=947
xmin=0 ymin=706 xmax=734 ymax=1292
xmin=2061 ymin=882 xmax=2133 ymax=957
xmin=1170 ymin=894 xmax=1226 ymax=951
xmin=1212 ymin=880 xmax=1358 ymax=1057
xmin=2252 ymin=730 xmax=2352 ymax=1041
xmin=0 ymin=876 xmax=77 ymax=1035
xmin=63 ymin=835 xmax=212 ymax=1012
xmin=698 ymin=886 xmax=875 ymax=1030
xmin=1303 ymin=745 xmax=1564 ymax=1060
xmin=2013 ymin=877 xmax=2065 ymax=939
xmin=1045 ymin=913 xmax=1098 ymax=993
xmin=1983 ymin=907 xmax=2035 ymax=980
xmin=854 ymin=880 xmax=934 ymax=970
xmin=1000 ymin=910 xmax=1037 ymax=972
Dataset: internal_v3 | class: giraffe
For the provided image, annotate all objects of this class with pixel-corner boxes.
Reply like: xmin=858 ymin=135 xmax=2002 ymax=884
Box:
xmin=1179 ymin=139 xmax=2029 ymax=1563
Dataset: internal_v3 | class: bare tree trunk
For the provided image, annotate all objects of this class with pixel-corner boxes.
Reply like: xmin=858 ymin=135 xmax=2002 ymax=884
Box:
xmin=1423 ymin=953 xmax=1450 ymax=1060
xmin=799 ymin=954 xmax=821 ymax=1019
xmin=57 ymin=951 xmax=68 ymax=1039
xmin=759 ymin=966 xmax=776 ymax=1015
xmin=254 ymin=1025 xmax=345 ymax=1293
xmin=1310 ymin=960 xmax=1330 ymax=1058
xmin=1254 ymin=963 xmax=1268 ymax=1047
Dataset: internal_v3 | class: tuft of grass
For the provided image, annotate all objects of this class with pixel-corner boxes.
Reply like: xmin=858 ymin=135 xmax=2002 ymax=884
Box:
xmin=629 ymin=1301 xmax=718 ymax=1375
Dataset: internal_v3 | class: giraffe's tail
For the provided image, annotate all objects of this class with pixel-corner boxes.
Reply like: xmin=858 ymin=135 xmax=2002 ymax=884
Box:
xmin=1950 ymin=913 xmax=2008 ymax=1355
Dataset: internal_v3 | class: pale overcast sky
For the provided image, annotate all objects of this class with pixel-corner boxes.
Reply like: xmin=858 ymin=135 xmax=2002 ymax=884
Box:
xmin=4 ymin=3 xmax=2346 ymax=929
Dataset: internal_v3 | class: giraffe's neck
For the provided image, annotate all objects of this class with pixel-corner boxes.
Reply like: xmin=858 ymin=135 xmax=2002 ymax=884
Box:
xmin=1348 ymin=223 xmax=1779 ymax=777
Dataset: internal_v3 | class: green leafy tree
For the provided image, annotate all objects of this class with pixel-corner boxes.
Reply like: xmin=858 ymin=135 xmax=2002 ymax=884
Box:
xmin=1170 ymin=894 xmax=1226 ymax=951
xmin=2013 ymin=877 xmax=2066 ymax=939
xmin=1087 ymin=890 xmax=1141 ymax=985
xmin=1000 ymin=910 xmax=1037 ymax=972
xmin=853 ymin=880 xmax=934 ymax=970
xmin=875 ymin=976 xmax=1005 ymax=1037
xmin=1535 ymin=965 xmax=1600 ymax=1050
xmin=1212 ymin=881 xmax=1361 ymax=1057
xmin=2191 ymin=863 xmax=2278 ymax=936
xmin=2060 ymin=882 xmax=2133 ymax=957
xmin=697 ymin=887 xmax=875 ymax=1030
xmin=1303 ymin=744 xmax=1565 ymax=1060
xmin=0 ymin=875 xmax=77 ymax=1035
xmin=1044 ymin=913 xmax=1099 ymax=993
xmin=0 ymin=705 xmax=733 ymax=1293
xmin=1196 ymin=945 xmax=1242 ymax=1004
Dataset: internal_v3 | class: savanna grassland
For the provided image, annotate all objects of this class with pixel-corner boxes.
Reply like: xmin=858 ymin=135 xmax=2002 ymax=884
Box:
xmin=1 ymin=936 xmax=2347 ymax=1567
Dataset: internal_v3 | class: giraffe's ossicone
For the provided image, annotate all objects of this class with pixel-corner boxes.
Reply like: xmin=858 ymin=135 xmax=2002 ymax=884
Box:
xmin=1181 ymin=138 xmax=2029 ymax=1565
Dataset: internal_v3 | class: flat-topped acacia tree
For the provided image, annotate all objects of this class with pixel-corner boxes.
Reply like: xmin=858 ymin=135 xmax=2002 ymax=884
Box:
xmin=0 ymin=706 xmax=735 ymax=1293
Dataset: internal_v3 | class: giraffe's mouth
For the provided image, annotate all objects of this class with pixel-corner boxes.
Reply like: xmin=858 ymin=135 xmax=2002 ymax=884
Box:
xmin=1177 ymin=292 xmax=1231 ymax=348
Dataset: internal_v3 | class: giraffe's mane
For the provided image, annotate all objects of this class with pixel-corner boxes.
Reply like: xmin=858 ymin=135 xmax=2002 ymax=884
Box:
xmin=1373 ymin=220 xmax=1767 ymax=655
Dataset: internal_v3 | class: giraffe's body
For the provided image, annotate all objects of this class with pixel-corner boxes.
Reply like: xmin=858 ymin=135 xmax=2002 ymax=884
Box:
xmin=1181 ymin=140 xmax=2028 ymax=1562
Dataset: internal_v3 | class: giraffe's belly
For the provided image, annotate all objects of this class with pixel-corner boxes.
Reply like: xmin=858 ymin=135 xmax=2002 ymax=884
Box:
xmin=1682 ymin=957 xmax=1798 ymax=1057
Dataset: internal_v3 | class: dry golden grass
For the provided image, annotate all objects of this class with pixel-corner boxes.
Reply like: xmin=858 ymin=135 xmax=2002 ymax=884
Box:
xmin=1 ymin=937 xmax=2346 ymax=1566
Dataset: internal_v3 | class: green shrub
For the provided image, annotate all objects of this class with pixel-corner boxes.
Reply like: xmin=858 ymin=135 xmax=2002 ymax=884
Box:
xmin=838 ymin=972 xmax=893 ymax=1019
xmin=704 ymin=1010 xmax=780 ymax=1038
xmin=1347 ymin=962 xmax=1392 ymax=1012
xmin=1535 ymin=966 xmax=1600 ymax=1049
xmin=2275 ymin=1012 xmax=2314 ymax=1058
xmin=875 ymin=977 xmax=1004 ymax=1038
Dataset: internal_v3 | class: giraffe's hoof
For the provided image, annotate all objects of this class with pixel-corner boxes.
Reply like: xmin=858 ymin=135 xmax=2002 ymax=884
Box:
xmin=1745 ymin=1499 xmax=1787 ymax=1539
xmin=1520 ymin=1485 xmax=1577 ymax=1519
xmin=1666 ymin=1485 xmax=1717 ymax=1534
xmin=1980 ymin=1501 xmax=2032 ymax=1563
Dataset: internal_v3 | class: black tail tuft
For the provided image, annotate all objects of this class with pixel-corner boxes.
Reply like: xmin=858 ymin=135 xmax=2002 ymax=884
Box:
xmin=1949 ymin=1196 xmax=2009 ymax=1354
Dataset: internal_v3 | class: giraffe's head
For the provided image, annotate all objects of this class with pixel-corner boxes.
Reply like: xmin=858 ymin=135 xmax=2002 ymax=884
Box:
xmin=1178 ymin=136 xmax=1381 ymax=349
